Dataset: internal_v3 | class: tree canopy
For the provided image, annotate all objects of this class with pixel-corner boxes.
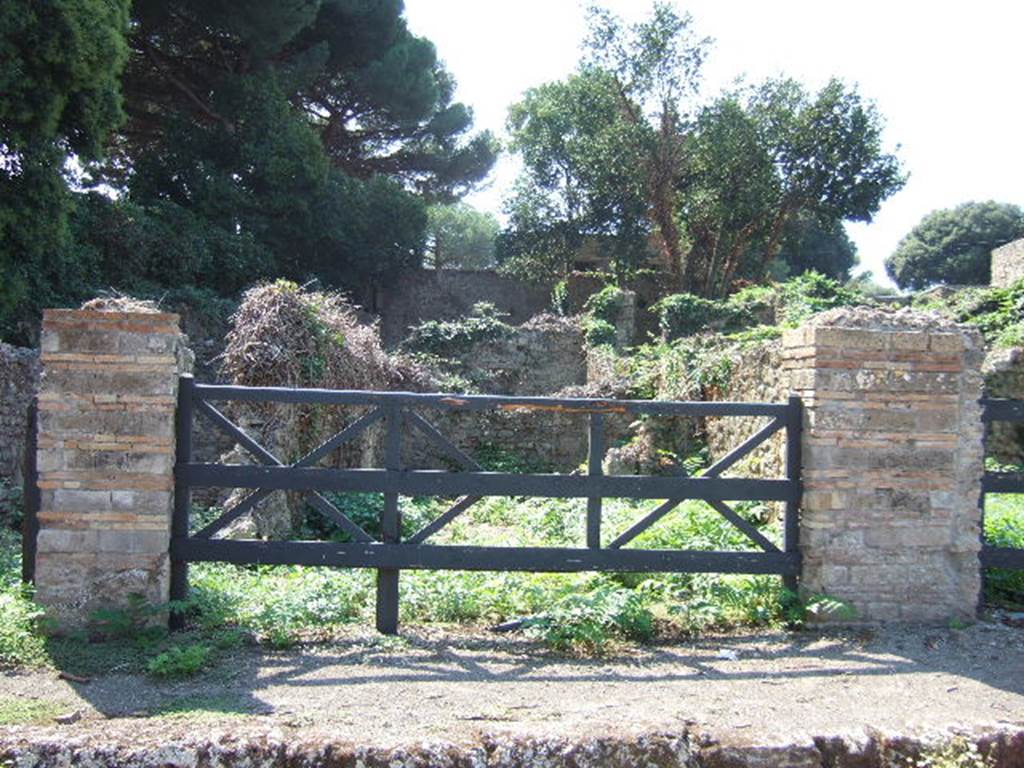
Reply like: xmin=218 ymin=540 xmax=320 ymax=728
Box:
xmin=0 ymin=0 xmax=131 ymax=337
xmin=0 ymin=0 xmax=497 ymax=340
xmin=425 ymin=203 xmax=500 ymax=269
xmin=499 ymin=3 xmax=903 ymax=295
xmin=884 ymin=201 xmax=1024 ymax=290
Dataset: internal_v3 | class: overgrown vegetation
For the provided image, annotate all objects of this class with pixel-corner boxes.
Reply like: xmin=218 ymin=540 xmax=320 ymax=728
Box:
xmin=913 ymin=278 xmax=1024 ymax=348
xmin=984 ymin=489 xmax=1024 ymax=608
xmin=581 ymin=284 xmax=627 ymax=347
xmin=653 ymin=272 xmax=871 ymax=341
xmin=400 ymin=302 xmax=513 ymax=357
xmin=0 ymin=487 xmax=840 ymax=667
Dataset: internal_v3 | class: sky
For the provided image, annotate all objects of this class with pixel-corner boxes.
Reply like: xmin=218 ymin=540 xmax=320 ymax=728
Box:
xmin=403 ymin=0 xmax=1024 ymax=286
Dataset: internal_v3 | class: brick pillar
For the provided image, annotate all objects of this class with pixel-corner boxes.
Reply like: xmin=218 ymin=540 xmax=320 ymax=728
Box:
xmin=33 ymin=309 xmax=190 ymax=630
xmin=782 ymin=314 xmax=985 ymax=622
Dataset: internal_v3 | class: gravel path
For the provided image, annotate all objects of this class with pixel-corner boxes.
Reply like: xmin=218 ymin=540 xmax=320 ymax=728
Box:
xmin=2 ymin=621 xmax=1023 ymax=749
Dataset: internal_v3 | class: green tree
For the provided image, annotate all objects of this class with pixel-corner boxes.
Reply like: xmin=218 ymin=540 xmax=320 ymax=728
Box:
xmin=501 ymin=4 xmax=903 ymax=297
xmin=884 ymin=201 xmax=1024 ymax=290
xmin=113 ymin=0 xmax=497 ymax=286
xmin=425 ymin=203 xmax=500 ymax=269
xmin=681 ymin=78 xmax=902 ymax=296
xmin=769 ymin=213 xmax=858 ymax=282
xmin=499 ymin=68 xmax=652 ymax=280
xmin=0 ymin=0 xmax=130 ymax=338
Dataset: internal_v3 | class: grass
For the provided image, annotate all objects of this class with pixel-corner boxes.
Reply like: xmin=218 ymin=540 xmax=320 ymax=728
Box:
xmin=0 ymin=698 xmax=69 ymax=726
xmin=0 ymin=492 xmax=808 ymax=667
xmin=147 ymin=695 xmax=254 ymax=720
xmin=984 ymin=491 xmax=1024 ymax=608
xmin=6 ymin=468 xmax=1018 ymax=668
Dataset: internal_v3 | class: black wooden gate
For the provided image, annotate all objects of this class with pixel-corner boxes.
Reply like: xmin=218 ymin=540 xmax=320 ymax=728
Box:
xmin=980 ymin=398 xmax=1024 ymax=571
xmin=171 ymin=376 xmax=802 ymax=633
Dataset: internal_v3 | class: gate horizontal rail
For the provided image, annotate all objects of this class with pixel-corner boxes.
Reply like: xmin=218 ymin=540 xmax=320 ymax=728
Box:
xmin=180 ymin=465 xmax=793 ymax=501
xmin=171 ymin=376 xmax=803 ymax=634
xmin=980 ymin=397 xmax=1024 ymax=571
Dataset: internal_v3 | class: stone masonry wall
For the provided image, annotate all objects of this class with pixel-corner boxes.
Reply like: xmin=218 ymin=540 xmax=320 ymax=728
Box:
xmin=990 ymin=237 xmax=1024 ymax=288
xmin=0 ymin=342 xmax=40 ymax=489
xmin=410 ymin=316 xmax=629 ymax=472
xmin=705 ymin=341 xmax=788 ymax=480
xmin=368 ymin=269 xmax=555 ymax=346
xmin=983 ymin=346 xmax=1024 ymax=464
xmin=782 ymin=309 xmax=985 ymax=622
xmin=33 ymin=309 xmax=190 ymax=629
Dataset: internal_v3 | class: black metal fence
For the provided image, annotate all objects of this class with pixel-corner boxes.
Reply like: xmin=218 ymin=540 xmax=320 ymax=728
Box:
xmin=980 ymin=398 xmax=1024 ymax=571
xmin=171 ymin=375 xmax=803 ymax=633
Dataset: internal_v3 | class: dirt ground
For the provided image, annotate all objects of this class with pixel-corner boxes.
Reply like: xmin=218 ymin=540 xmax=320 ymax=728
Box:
xmin=2 ymin=620 xmax=1024 ymax=749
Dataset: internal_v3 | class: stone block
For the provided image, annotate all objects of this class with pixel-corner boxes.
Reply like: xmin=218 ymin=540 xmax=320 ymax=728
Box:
xmin=787 ymin=310 xmax=983 ymax=624
xmin=111 ymin=490 xmax=173 ymax=516
xmin=97 ymin=529 xmax=169 ymax=555
xmin=33 ymin=309 xmax=187 ymax=630
xmin=39 ymin=365 xmax=178 ymax=398
xmin=811 ymin=326 xmax=889 ymax=351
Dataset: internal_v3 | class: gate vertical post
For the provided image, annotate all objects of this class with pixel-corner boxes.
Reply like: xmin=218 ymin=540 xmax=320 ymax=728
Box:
xmin=783 ymin=394 xmax=802 ymax=594
xmin=586 ymin=412 xmax=605 ymax=548
xmin=376 ymin=406 xmax=402 ymax=634
xmin=21 ymin=399 xmax=39 ymax=584
xmin=169 ymin=375 xmax=194 ymax=630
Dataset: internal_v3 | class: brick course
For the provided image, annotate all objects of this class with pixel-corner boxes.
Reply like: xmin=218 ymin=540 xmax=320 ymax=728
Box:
xmin=782 ymin=311 xmax=985 ymax=621
xmin=32 ymin=309 xmax=190 ymax=630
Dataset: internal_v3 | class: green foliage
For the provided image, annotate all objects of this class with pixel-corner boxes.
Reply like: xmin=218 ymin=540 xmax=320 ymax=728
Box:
xmin=0 ymin=583 xmax=48 ymax=668
xmin=529 ymin=583 xmax=654 ymax=655
xmin=0 ymin=0 xmax=131 ymax=340
xmin=400 ymin=302 xmax=512 ymax=356
xmin=0 ymin=0 xmax=498 ymax=341
xmin=0 ymin=0 xmax=130 ymax=157
xmin=88 ymin=593 xmax=167 ymax=643
xmin=627 ymin=336 xmax=737 ymax=400
xmin=583 ymin=317 xmax=618 ymax=347
xmin=502 ymin=4 xmax=902 ymax=296
xmin=425 ymin=203 xmax=500 ymax=270
xmin=905 ymin=737 xmax=994 ymax=768
xmin=984 ymin=491 xmax=1024 ymax=606
xmin=581 ymin=284 xmax=626 ymax=348
xmin=551 ymin=279 xmax=570 ymax=316
xmin=885 ymin=201 xmax=1024 ymax=290
xmin=912 ymin=279 xmax=1024 ymax=348
xmin=776 ymin=271 xmax=868 ymax=327
xmin=766 ymin=213 xmax=859 ymax=282
xmin=583 ymin=284 xmax=625 ymax=323
xmin=0 ymin=698 xmax=68 ymax=726
xmin=146 ymin=643 xmax=212 ymax=679
xmin=0 ymin=529 xmax=47 ymax=668
xmin=654 ymin=293 xmax=749 ymax=339
xmin=474 ymin=444 xmax=551 ymax=474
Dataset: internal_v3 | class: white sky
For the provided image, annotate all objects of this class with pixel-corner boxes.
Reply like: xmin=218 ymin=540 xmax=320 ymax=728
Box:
xmin=404 ymin=0 xmax=1024 ymax=287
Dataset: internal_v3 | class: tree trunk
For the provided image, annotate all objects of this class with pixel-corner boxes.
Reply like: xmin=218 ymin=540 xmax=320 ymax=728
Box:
xmin=648 ymin=109 xmax=686 ymax=290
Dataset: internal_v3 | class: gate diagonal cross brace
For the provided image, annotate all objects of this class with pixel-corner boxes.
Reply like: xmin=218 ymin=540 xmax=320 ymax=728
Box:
xmin=405 ymin=409 xmax=484 ymax=543
xmin=192 ymin=399 xmax=381 ymax=542
xmin=173 ymin=379 xmax=805 ymax=637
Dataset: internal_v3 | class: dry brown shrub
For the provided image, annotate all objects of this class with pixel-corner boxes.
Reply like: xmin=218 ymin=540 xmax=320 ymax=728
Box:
xmin=221 ymin=280 xmax=429 ymax=392
xmin=215 ymin=281 xmax=437 ymax=536
xmin=80 ymin=293 xmax=160 ymax=313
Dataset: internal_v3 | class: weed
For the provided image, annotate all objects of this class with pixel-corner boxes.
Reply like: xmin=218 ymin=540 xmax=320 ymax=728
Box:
xmin=147 ymin=643 xmax=213 ymax=678
xmin=527 ymin=582 xmax=654 ymax=654
xmin=0 ymin=699 xmax=68 ymax=726
xmin=400 ymin=302 xmax=512 ymax=356
xmin=896 ymin=736 xmax=993 ymax=768
xmin=983 ymin=491 xmax=1024 ymax=606
xmin=89 ymin=593 xmax=167 ymax=644
xmin=149 ymin=695 xmax=252 ymax=720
